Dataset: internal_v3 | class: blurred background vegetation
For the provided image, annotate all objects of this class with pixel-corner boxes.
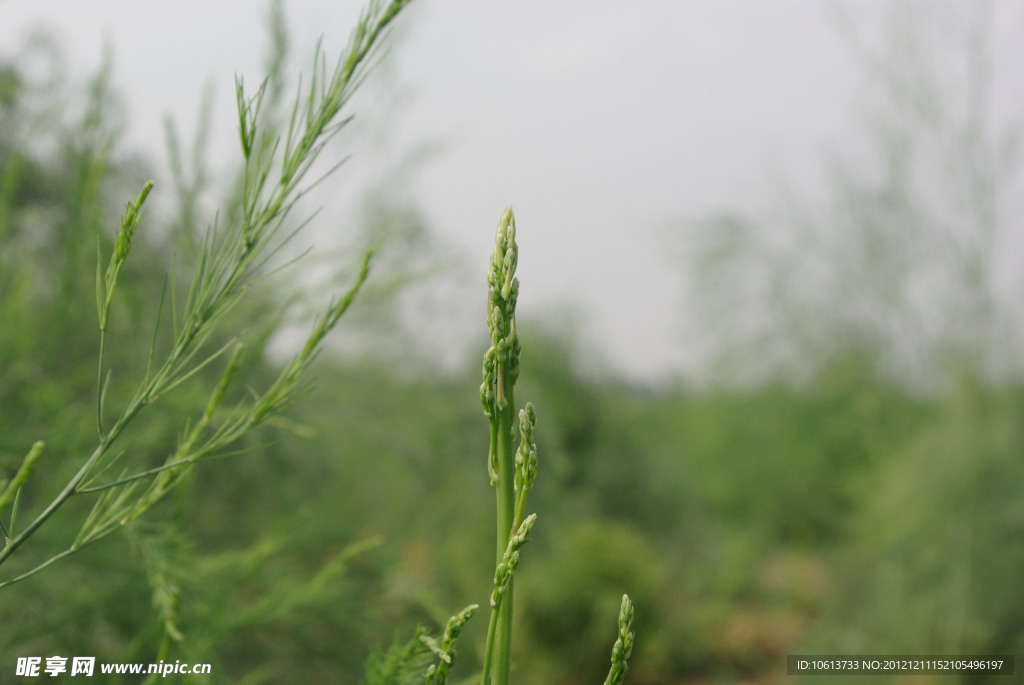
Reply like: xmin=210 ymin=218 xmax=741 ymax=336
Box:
xmin=2 ymin=2 xmax=1022 ymax=684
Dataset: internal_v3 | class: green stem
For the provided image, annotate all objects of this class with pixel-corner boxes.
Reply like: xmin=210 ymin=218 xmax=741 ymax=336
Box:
xmin=0 ymin=396 xmax=141 ymax=571
xmin=492 ymin=400 xmax=516 ymax=685
xmin=0 ymin=541 xmax=92 ymax=590
xmin=480 ymin=601 xmax=501 ymax=684
xmin=96 ymin=328 xmax=107 ymax=437
xmin=481 ymin=206 xmax=524 ymax=684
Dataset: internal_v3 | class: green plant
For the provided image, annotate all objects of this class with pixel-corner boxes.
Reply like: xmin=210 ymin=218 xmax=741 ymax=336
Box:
xmin=367 ymin=207 xmax=635 ymax=684
xmin=478 ymin=208 xmax=634 ymax=685
xmin=0 ymin=0 xmax=414 ymax=589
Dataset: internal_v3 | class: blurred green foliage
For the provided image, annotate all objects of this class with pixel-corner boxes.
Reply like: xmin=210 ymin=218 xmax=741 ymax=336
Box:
xmin=3 ymin=4 xmax=1023 ymax=684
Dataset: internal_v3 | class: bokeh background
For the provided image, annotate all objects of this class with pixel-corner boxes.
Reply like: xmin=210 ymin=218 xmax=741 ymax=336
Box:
xmin=2 ymin=0 xmax=1023 ymax=682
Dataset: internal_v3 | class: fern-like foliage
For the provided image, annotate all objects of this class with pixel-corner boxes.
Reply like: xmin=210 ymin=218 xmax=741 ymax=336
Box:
xmin=364 ymin=628 xmax=435 ymax=685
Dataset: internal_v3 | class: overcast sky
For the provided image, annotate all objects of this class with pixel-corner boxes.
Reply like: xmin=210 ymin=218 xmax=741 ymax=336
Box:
xmin=3 ymin=1 xmax=1021 ymax=384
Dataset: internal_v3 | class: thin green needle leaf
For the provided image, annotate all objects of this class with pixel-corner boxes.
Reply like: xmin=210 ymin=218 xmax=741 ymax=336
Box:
xmin=95 ymin=235 xmax=105 ymax=325
xmin=0 ymin=442 xmax=43 ymax=517
xmin=145 ymin=275 xmax=169 ymax=386
xmin=9 ymin=488 xmax=22 ymax=538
